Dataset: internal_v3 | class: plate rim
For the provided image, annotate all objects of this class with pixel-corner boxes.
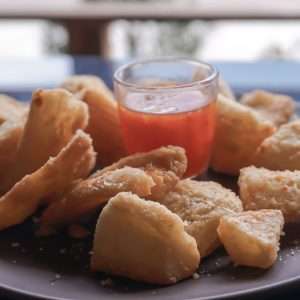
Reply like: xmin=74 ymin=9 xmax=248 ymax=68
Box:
xmin=0 ymin=273 xmax=299 ymax=300
xmin=1 ymin=83 xmax=300 ymax=300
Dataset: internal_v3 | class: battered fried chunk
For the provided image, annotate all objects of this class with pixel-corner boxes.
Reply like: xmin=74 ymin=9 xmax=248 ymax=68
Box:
xmin=0 ymin=130 xmax=95 ymax=230
xmin=255 ymin=120 xmax=300 ymax=171
xmin=40 ymin=167 xmax=155 ymax=227
xmin=241 ymin=90 xmax=295 ymax=127
xmin=93 ymin=145 xmax=187 ymax=179
xmin=1 ymin=89 xmax=89 ymax=192
xmin=159 ymin=179 xmax=243 ymax=257
xmin=91 ymin=192 xmax=200 ymax=285
xmin=0 ymin=117 xmax=26 ymax=187
xmin=218 ymin=209 xmax=284 ymax=269
xmin=0 ymin=94 xmax=28 ymax=125
xmin=211 ymin=95 xmax=275 ymax=175
xmin=62 ymin=75 xmax=126 ymax=165
xmin=239 ymin=166 xmax=300 ymax=222
xmin=40 ymin=146 xmax=187 ymax=229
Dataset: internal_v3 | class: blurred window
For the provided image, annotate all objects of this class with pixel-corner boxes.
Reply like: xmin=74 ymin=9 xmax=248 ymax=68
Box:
xmin=108 ymin=20 xmax=300 ymax=61
xmin=0 ymin=20 xmax=67 ymax=57
xmin=1 ymin=0 xmax=300 ymax=61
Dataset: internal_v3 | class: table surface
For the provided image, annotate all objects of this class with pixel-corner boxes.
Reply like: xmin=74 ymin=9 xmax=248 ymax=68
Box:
xmin=0 ymin=55 xmax=300 ymax=300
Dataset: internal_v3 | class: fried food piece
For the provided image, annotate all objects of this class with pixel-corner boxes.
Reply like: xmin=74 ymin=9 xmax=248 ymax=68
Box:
xmin=94 ymin=145 xmax=187 ymax=178
xmin=240 ymin=90 xmax=295 ymax=127
xmin=0 ymin=117 xmax=26 ymax=184
xmin=91 ymin=192 xmax=200 ymax=285
xmin=1 ymin=89 xmax=89 ymax=192
xmin=0 ymin=130 xmax=95 ymax=230
xmin=218 ymin=77 xmax=236 ymax=100
xmin=61 ymin=75 xmax=113 ymax=99
xmin=159 ymin=179 xmax=243 ymax=257
xmin=239 ymin=166 xmax=300 ymax=222
xmin=43 ymin=133 xmax=98 ymax=205
xmin=82 ymin=89 xmax=126 ymax=166
xmin=40 ymin=147 xmax=185 ymax=228
xmin=211 ymin=95 xmax=275 ymax=175
xmin=40 ymin=167 xmax=155 ymax=228
xmin=0 ymin=94 xmax=28 ymax=125
xmin=62 ymin=75 xmax=126 ymax=166
xmin=93 ymin=145 xmax=187 ymax=200
xmin=217 ymin=209 xmax=284 ymax=269
xmin=193 ymin=69 xmax=235 ymax=100
xmin=255 ymin=120 xmax=300 ymax=170
xmin=142 ymin=165 xmax=179 ymax=201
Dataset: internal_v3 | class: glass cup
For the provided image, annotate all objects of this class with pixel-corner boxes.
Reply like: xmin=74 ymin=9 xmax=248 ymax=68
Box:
xmin=114 ymin=58 xmax=219 ymax=177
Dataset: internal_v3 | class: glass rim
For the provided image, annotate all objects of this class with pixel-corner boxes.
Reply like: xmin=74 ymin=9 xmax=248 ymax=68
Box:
xmin=113 ymin=57 xmax=219 ymax=92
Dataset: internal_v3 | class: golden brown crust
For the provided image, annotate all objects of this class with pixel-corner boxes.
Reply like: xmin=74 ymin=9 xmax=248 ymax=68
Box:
xmin=1 ymin=89 xmax=89 ymax=193
xmin=40 ymin=146 xmax=186 ymax=229
xmin=61 ymin=75 xmax=126 ymax=166
xmin=159 ymin=179 xmax=243 ymax=257
xmin=0 ymin=130 xmax=95 ymax=230
xmin=255 ymin=120 xmax=300 ymax=170
xmin=93 ymin=145 xmax=186 ymax=201
xmin=211 ymin=95 xmax=275 ymax=175
xmin=0 ymin=94 xmax=28 ymax=125
xmin=40 ymin=167 xmax=155 ymax=227
xmin=82 ymin=89 xmax=126 ymax=166
xmin=91 ymin=192 xmax=200 ymax=285
xmin=93 ymin=145 xmax=187 ymax=179
xmin=143 ymin=165 xmax=179 ymax=201
xmin=239 ymin=166 xmax=300 ymax=222
xmin=0 ymin=117 xmax=26 ymax=187
xmin=240 ymin=90 xmax=295 ymax=127
xmin=217 ymin=209 xmax=284 ymax=269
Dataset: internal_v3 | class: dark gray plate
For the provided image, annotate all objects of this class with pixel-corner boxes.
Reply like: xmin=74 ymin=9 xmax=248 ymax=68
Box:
xmin=0 ymin=171 xmax=299 ymax=300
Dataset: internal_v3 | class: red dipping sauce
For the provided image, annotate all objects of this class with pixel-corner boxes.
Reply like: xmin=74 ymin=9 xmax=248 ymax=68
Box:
xmin=118 ymin=89 xmax=216 ymax=177
xmin=114 ymin=58 xmax=218 ymax=177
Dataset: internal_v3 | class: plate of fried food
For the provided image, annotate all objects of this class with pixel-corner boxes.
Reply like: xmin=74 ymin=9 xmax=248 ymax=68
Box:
xmin=0 ymin=72 xmax=299 ymax=300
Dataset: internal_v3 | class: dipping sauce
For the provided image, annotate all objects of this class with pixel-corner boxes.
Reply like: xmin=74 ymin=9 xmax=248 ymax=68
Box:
xmin=118 ymin=89 xmax=216 ymax=177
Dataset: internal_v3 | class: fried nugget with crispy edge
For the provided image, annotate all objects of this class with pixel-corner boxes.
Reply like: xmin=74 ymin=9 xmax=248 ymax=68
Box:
xmin=40 ymin=151 xmax=183 ymax=228
xmin=93 ymin=145 xmax=187 ymax=178
xmin=240 ymin=90 xmax=295 ymax=127
xmin=217 ymin=209 xmax=284 ymax=269
xmin=0 ymin=117 xmax=26 ymax=184
xmin=40 ymin=167 xmax=155 ymax=228
xmin=43 ymin=134 xmax=98 ymax=206
xmin=61 ymin=75 xmax=126 ymax=166
xmin=159 ymin=179 xmax=242 ymax=257
xmin=91 ymin=192 xmax=200 ymax=285
xmin=92 ymin=145 xmax=186 ymax=200
xmin=255 ymin=120 xmax=300 ymax=171
xmin=1 ymin=89 xmax=89 ymax=193
xmin=239 ymin=166 xmax=300 ymax=222
xmin=40 ymin=146 xmax=186 ymax=229
xmin=0 ymin=130 xmax=95 ymax=230
xmin=142 ymin=165 xmax=179 ymax=201
xmin=81 ymin=89 xmax=126 ymax=166
xmin=210 ymin=95 xmax=275 ymax=175
xmin=0 ymin=94 xmax=28 ymax=125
